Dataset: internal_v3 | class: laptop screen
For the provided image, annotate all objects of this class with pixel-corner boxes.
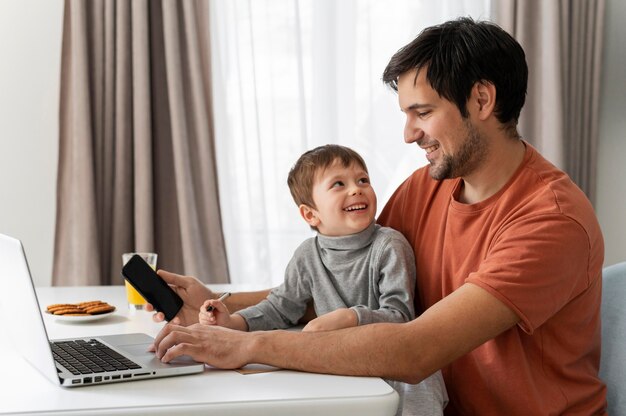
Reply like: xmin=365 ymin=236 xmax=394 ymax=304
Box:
xmin=0 ymin=233 xmax=64 ymax=385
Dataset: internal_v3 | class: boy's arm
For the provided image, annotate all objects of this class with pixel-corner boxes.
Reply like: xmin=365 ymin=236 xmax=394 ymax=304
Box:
xmin=353 ymin=233 xmax=416 ymax=325
xmin=226 ymin=313 xmax=249 ymax=331
xmin=302 ymin=308 xmax=357 ymax=332
xmin=237 ymin=255 xmax=313 ymax=331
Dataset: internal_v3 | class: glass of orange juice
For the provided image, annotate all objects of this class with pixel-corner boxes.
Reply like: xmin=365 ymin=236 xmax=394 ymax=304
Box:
xmin=122 ymin=252 xmax=157 ymax=309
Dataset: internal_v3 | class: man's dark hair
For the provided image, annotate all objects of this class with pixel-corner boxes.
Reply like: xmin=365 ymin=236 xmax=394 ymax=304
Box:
xmin=382 ymin=17 xmax=527 ymax=135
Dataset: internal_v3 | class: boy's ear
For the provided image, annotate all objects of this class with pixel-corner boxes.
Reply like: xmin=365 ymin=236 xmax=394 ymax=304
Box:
xmin=299 ymin=204 xmax=320 ymax=227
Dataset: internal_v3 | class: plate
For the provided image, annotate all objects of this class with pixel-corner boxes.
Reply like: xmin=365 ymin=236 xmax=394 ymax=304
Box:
xmin=44 ymin=309 xmax=116 ymax=322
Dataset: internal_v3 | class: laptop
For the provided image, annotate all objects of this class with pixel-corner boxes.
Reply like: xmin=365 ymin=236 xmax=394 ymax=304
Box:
xmin=0 ymin=233 xmax=205 ymax=387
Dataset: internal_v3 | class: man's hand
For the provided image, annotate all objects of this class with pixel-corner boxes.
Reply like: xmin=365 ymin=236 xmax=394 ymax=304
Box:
xmin=302 ymin=308 xmax=358 ymax=332
xmin=145 ymin=270 xmax=215 ymax=326
xmin=151 ymin=322 xmax=254 ymax=369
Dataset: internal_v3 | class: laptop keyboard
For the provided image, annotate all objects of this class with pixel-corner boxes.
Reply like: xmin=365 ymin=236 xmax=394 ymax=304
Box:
xmin=51 ymin=339 xmax=142 ymax=375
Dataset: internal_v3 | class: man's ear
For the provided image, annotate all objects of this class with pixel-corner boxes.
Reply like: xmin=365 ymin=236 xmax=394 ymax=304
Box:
xmin=299 ymin=204 xmax=320 ymax=227
xmin=472 ymin=81 xmax=496 ymax=121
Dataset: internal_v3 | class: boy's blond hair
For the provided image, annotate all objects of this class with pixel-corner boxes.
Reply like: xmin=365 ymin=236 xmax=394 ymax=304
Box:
xmin=287 ymin=144 xmax=368 ymax=209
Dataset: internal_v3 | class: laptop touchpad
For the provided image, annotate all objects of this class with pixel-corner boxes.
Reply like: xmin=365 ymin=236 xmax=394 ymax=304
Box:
xmin=119 ymin=343 xmax=154 ymax=358
xmin=119 ymin=343 xmax=199 ymax=366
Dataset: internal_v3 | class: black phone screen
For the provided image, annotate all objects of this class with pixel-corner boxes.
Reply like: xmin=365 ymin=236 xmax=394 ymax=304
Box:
xmin=121 ymin=254 xmax=183 ymax=321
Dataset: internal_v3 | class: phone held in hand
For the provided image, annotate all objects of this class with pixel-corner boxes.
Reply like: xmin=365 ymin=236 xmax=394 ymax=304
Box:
xmin=121 ymin=254 xmax=183 ymax=321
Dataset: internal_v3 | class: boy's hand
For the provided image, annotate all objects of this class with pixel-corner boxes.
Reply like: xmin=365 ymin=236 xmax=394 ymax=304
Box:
xmin=199 ymin=299 xmax=231 ymax=327
xmin=302 ymin=308 xmax=358 ymax=332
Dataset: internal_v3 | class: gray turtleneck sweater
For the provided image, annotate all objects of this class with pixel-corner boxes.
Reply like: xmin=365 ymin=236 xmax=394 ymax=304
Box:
xmin=236 ymin=222 xmax=448 ymax=415
xmin=237 ymin=222 xmax=415 ymax=331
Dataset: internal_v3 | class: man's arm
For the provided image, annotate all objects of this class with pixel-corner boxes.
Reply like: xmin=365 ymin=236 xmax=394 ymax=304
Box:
xmin=153 ymin=282 xmax=519 ymax=383
xmin=250 ymin=283 xmax=519 ymax=382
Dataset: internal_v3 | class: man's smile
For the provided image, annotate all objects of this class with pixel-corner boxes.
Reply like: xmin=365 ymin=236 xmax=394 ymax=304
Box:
xmin=423 ymin=144 xmax=440 ymax=154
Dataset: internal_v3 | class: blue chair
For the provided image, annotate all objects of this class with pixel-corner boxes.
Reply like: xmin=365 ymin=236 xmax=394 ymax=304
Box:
xmin=600 ymin=261 xmax=626 ymax=415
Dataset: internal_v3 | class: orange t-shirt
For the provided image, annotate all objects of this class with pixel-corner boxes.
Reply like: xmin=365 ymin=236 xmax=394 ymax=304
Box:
xmin=378 ymin=143 xmax=606 ymax=415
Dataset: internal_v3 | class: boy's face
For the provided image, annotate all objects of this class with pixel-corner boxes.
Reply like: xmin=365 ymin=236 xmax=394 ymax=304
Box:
xmin=301 ymin=160 xmax=377 ymax=236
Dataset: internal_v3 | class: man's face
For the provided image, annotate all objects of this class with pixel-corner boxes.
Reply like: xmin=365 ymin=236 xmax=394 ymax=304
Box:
xmin=306 ymin=160 xmax=377 ymax=236
xmin=397 ymin=69 xmax=487 ymax=180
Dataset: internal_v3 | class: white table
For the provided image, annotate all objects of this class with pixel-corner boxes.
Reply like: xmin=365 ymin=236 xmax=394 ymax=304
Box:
xmin=0 ymin=285 xmax=398 ymax=415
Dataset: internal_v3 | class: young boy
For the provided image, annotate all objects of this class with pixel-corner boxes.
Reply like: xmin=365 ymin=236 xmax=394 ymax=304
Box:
xmin=200 ymin=144 xmax=447 ymax=414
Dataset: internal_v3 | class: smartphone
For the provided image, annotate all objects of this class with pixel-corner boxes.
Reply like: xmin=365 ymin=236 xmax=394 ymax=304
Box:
xmin=121 ymin=254 xmax=183 ymax=321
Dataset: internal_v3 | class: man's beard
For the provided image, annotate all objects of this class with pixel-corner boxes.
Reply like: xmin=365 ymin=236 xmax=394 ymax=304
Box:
xmin=429 ymin=120 xmax=487 ymax=181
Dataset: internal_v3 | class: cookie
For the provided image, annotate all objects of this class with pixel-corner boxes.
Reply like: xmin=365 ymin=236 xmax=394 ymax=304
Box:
xmin=47 ymin=304 xmax=77 ymax=312
xmin=53 ymin=308 xmax=84 ymax=315
xmin=46 ymin=301 xmax=116 ymax=316
xmin=84 ymin=304 xmax=115 ymax=314
xmin=77 ymin=300 xmax=104 ymax=308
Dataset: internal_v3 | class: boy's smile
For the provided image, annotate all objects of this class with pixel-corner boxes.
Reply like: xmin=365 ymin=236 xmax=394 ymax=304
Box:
xmin=302 ymin=160 xmax=377 ymax=236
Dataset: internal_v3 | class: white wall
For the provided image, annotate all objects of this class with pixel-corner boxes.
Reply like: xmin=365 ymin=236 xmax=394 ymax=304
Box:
xmin=0 ymin=0 xmax=624 ymax=287
xmin=596 ymin=0 xmax=626 ymax=267
xmin=0 ymin=0 xmax=63 ymax=286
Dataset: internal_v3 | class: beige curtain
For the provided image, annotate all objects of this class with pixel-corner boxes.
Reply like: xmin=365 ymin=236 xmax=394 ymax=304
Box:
xmin=494 ymin=0 xmax=605 ymax=204
xmin=53 ymin=0 xmax=229 ymax=285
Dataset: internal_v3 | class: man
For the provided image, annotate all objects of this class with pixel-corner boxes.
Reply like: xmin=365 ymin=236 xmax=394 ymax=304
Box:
xmin=149 ymin=18 xmax=606 ymax=415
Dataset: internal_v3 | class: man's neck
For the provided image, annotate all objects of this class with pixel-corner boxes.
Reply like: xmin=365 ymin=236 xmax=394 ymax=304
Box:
xmin=458 ymin=137 xmax=526 ymax=205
